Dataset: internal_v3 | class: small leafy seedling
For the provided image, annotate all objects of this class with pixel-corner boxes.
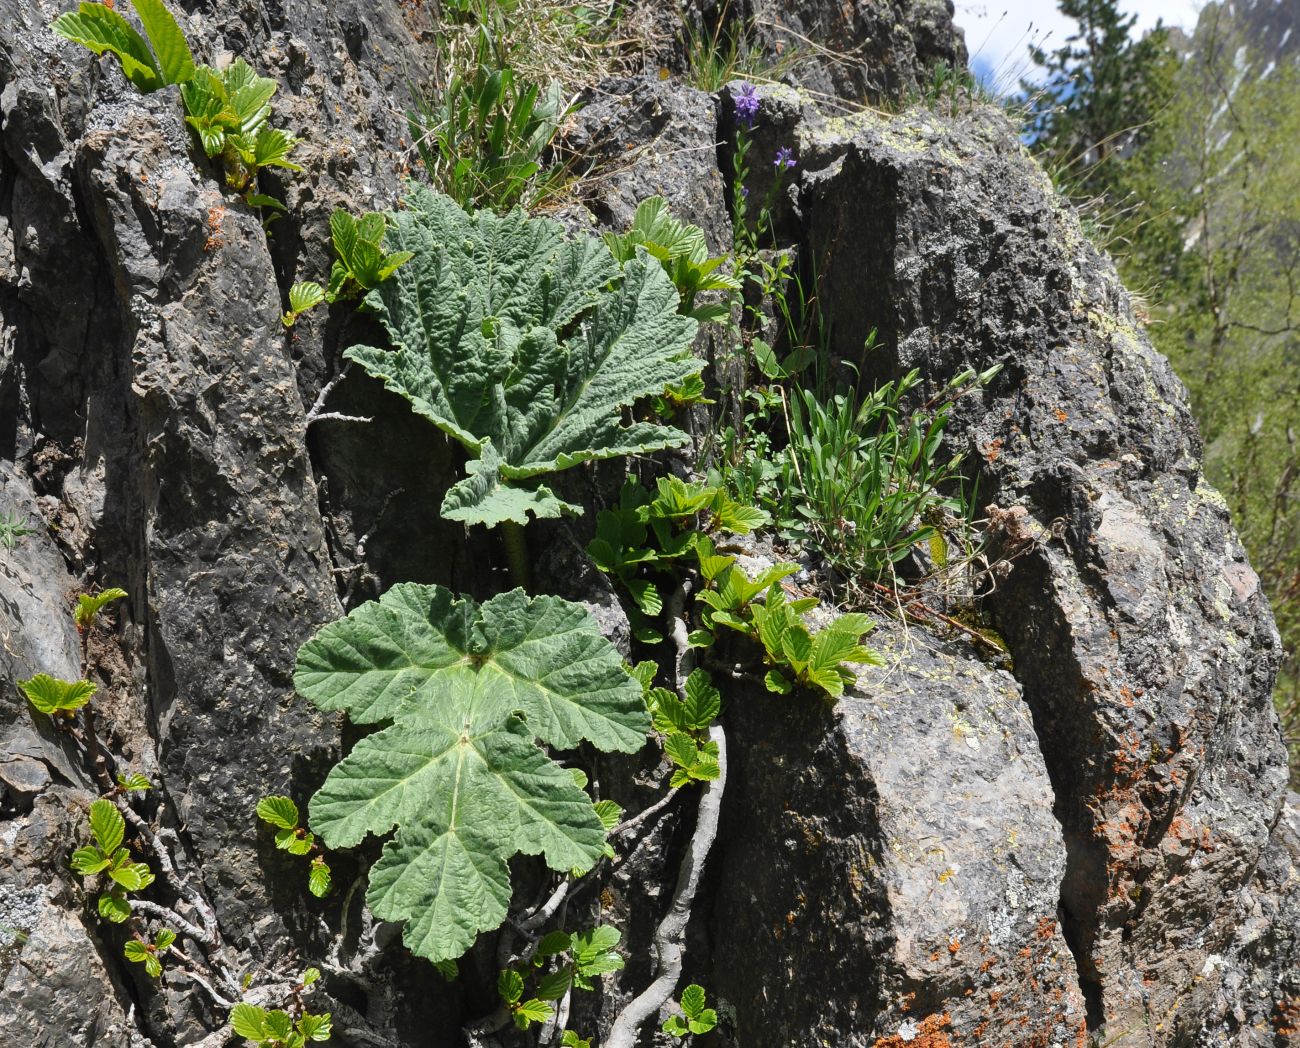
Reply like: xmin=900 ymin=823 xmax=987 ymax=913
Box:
xmin=115 ymin=772 xmax=152 ymax=792
xmin=644 ymin=669 xmax=722 ymax=787
xmin=662 ymin=983 xmax=718 ymax=1037
xmin=52 ymin=0 xmax=194 ymax=93
xmin=256 ymin=796 xmax=331 ymax=897
xmin=75 ymin=587 xmax=128 ymax=632
xmin=498 ymin=968 xmax=555 ymax=1031
xmin=180 ymin=58 xmax=299 ymax=193
xmin=71 ymin=798 xmax=155 ymax=923
xmin=124 ymin=927 xmax=175 ymax=978
xmin=604 ymin=197 xmax=740 ymax=324
xmin=325 ymin=210 xmax=413 ymax=303
xmin=18 ymin=674 xmax=96 ymax=719
xmin=280 ymin=210 xmax=412 ymax=326
xmin=0 ymin=509 xmax=37 ymax=550
xmin=280 ymin=282 xmax=325 ymax=328
xmin=230 ymin=989 xmax=332 ymax=1048
xmin=561 ymin=1033 xmax=592 ymax=1048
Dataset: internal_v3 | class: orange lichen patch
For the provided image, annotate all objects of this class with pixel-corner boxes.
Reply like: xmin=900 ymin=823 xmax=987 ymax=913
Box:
xmin=1034 ymin=917 xmax=1057 ymax=941
xmin=1274 ymin=996 xmax=1300 ymax=1036
xmin=984 ymin=438 xmax=1003 ymax=463
xmin=979 ymin=957 xmax=996 ymax=974
xmin=988 ymin=990 xmax=1002 ymax=1006
xmin=205 ymin=206 xmax=226 ymax=252
xmin=871 ymin=1012 xmax=952 ymax=1048
xmin=1054 ymin=408 xmax=1068 ymax=422
xmin=900 ymin=992 xmax=916 ymax=1013
xmin=948 ymin=938 xmax=961 ymax=954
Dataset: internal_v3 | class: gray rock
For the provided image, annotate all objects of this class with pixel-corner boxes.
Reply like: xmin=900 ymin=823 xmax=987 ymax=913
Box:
xmin=794 ymin=101 xmax=1290 ymax=1043
xmin=712 ymin=620 xmax=1086 ymax=1045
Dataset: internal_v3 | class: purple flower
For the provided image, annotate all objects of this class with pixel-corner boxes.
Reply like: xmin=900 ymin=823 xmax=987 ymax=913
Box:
xmin=741 ymin=185 xmax=749 ymax=198
xmin=774 ymin=146 xmax=796 ymax=170
xmin=734 ymin=82 xmax=759 ymax=129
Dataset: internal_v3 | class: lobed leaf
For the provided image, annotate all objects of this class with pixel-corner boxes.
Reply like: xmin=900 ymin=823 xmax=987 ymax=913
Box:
xmin=298 ymin=584 xmax=647 ymax=962
xmin=20 ymin=674 xmax=96 ymax=715
xmin=344 ymin=188 xmax=700 ymax=527
xmin=75 ymin=587 xmax=128 ymax=631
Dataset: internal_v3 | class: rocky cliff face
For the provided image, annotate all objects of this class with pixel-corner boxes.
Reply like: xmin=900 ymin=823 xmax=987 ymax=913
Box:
xmin=1 ymin=2 xmax=1296 ymax=1047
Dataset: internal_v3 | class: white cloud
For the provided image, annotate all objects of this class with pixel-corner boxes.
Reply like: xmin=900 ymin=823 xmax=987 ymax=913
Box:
xmin=955 ymin=1 xmax=1204 ymax=92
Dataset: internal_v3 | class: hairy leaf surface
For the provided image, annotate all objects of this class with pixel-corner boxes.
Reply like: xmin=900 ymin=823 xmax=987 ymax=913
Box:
xmin=343 ymin=188 xmax=701 ymax=525
xmin=297 ymin=583 xmax=648 ymax=961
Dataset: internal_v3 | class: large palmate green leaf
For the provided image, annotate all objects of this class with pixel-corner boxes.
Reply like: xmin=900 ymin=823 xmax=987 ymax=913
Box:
xmin=343 ymin=187 xmax=701 ymax=526
xmin=296 ymin=583 xmax=649 ymax=961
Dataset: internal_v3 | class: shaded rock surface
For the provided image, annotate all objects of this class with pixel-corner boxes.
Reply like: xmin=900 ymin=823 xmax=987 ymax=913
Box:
xmin=0 ymin=3 xmax=1295 ymax=1048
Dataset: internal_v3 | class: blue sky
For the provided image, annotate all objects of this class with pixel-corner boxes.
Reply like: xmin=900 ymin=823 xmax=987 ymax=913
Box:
xmin=954 ymin=1 xmax=1204 ymax=93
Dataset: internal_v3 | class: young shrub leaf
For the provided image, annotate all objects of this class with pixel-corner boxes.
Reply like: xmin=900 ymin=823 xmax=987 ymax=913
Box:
xmin=51 ymin=3 xmax=162 ymax=91
xmin=343 ymin=188 xmax=700 ymax=527
xmin=308 ymin=857 xmax=331 ymax=897
xmin=71 ymin=847 xmax=111 ymax=876
xmin=128 ymin=0 xmax=193 ymax=85
xmin=155 ymin=929 xmax=176 ymax=950
xmin=296 ymin=584 xmax=648 ymax=962
xmin=515 ymin=999 xmax=554 ymax=1028
xmin=19 ymin=674 xmax=96 ymax=715
xmin=89 ymin=799 xmax=125 ymax=855
xmin=561 ymin=1032 xmax=592 ymax=1048
xmin=74 ymin=587 xmax=128 ymax=631
xmin=116 ymin=773 xmax=151 ymax=792
xmin=98 ymin=888 xmax=132 ymax=923
xmin=498 ymin=969 xmax=525 ymax=1005
xmin=536 ymin=967 xmax=573 ymax=1001
xmin=256 ymin=795 xmax=300 ymax=830
xmin=262 ymin=1010 xmax=294 ymax=1041
xmin=298 ymin=1013 xmax=333 ymax=1041
xmin=229 ymin=1003 xmax=268 ymax=1039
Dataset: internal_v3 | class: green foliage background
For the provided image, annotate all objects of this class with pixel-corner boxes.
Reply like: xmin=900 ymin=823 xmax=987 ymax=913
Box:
xmin=1026 ymin=0 xmax=1300 ymax=780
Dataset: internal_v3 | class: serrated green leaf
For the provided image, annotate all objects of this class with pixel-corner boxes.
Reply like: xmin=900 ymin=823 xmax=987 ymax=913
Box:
xmin=561 ymin=1032 xmax=591 ymax=1048
xmin=299 ymin=1013 xmax=332 ymax=1041
xmin=781 ymin=626 xmax=813 ymax=672
xmin=155 ymin=929 xmax=176 ymax=950
xmin=263 ymin=1009 xmax=294 ymax=1040
xmin=593 ymin=799 xmax=622 ymax=832
xmin=89 ymin=799 xmax=125 ymax=855
xmin=682 ymin=669 xmax=721 ymax=728
xmin=128 ymin=0 xmax=193 ymax=85
xmin=569 ymin=767 xmax=589 ymax=790
xmin=230 ymin=1003 xmax=269 ymax=1040
xmin=663 ymin=733 xmax=698 ymax=770
xmin=52 ymin=4 xmax=162 ymax=91
xmin=98 ymin=889 xmax=131 ymax=923
xmin=257 ymin=795 xmax=300 ymax=830
xmin=116 ymin=773 xmax=151 ymax=792
xmin=123 ymin=939 xmax=149 ymax=964
xmin=663 ymin=1015 xmax=689 ymax=1037
xmin=626 ymin=578 xmax=662 ymax=617
xmin=764 ymin=670 xmax=793 ymax=695
xmin=308 ymin=858 xmax=331 ymax=897
xmin=252 ymin=125 xmax=300 ymax=170
xmin=536 ymin=967 xmax=572 ymax=1001
xmin=285 ymin=832 xmax=314 ymax=856
xmin=296 ymin=584 xmax=648 ymax=746
xmin=74 ymin=588 xmax=128 ymax=631
xmin=440 ymin=440 xmax=576 ymax=526
xmin=20 ymin=674 xmax=96 ymax=715
xmin=536 ymin=930 xmax=571 ymax=957
xmin=571 ymin=925 xmax=622 ymax=975
xmin=245 ymin=193 xmax=286 ymax=212
xmin=109 ymin=861 xmax=154 ymax=892
xmin=343 ymin=188 xmax=700 ymax=527
xmin=498 ymin=968 xmax=525 ymax=1005
xmin=287 ymin=281 xmax=325 ymax=318
xmin=300 ymin=584 xmax=647 ymax=962
xmin=680 ymin=984 xmax=707 ymax=1017
xmin=434 ymin=959 xmax=459 ymax=980
xmin=71 ymin=846 xmax=111 ymax=875
xmin=516 ymin=998 xmax=554 ymax=1026
xmin=690 ymin=1009 xmax=718 ymax=1034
